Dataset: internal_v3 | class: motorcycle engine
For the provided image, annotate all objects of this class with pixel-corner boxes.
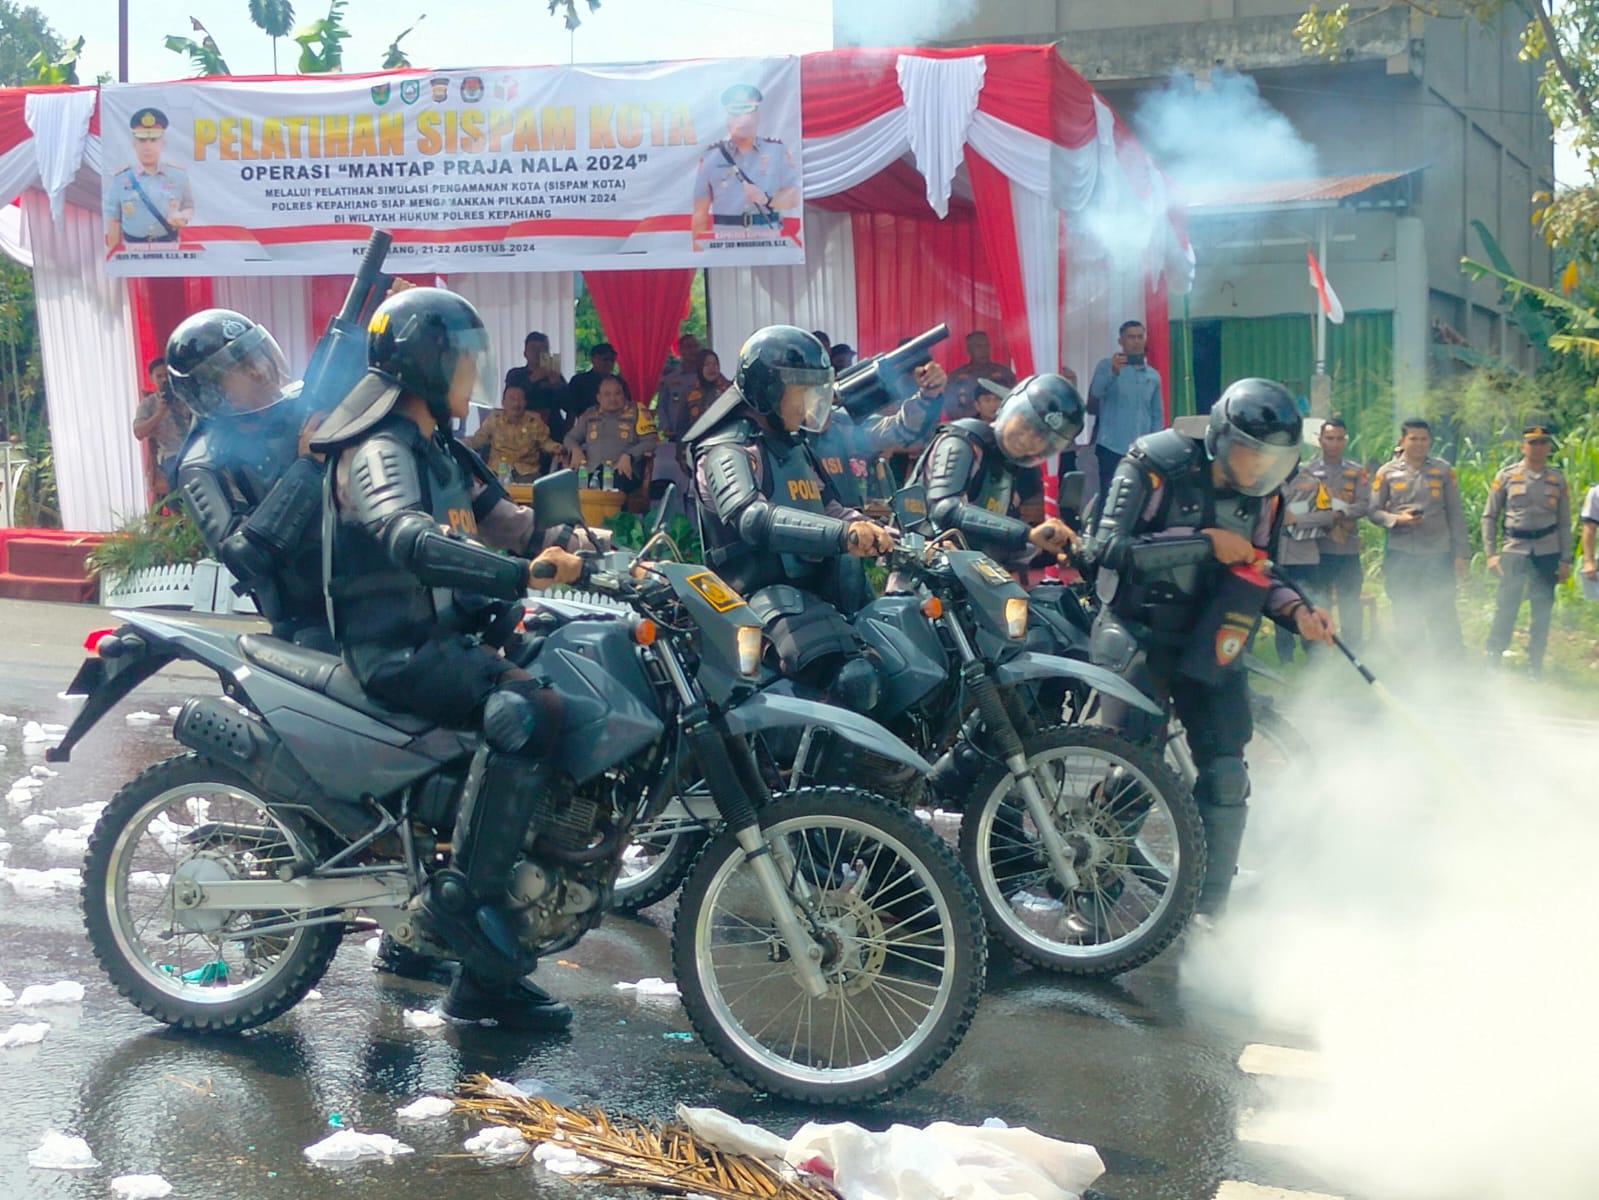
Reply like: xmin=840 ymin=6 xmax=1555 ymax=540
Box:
xmin=505 ymin=774 xmax=626 ymax=953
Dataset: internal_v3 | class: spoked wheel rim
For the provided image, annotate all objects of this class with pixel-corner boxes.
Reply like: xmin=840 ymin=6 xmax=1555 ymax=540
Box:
xmin=692 ymin=814 xmax=959 ymax=1087
xmin=104 ymin=781 xmax=316 ymax=1007
xmin=974 ymin=744 xmax=1181 ymax=958
xmin=618 ymin=814 xmax=702 ymax=891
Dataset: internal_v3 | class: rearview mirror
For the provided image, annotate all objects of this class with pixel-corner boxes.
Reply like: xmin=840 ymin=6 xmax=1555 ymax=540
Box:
xmin=891 ymin=485 xmax=932 ymax=532
xmin=1057 ymin=471 xmax=1086 ymax=513
xmin=532 ymin=469 xmax=584 ymax=529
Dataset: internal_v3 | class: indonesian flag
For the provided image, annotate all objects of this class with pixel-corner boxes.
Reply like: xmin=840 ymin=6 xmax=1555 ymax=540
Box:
xmin=1307 ymin=250 xmax=1345 ymax=324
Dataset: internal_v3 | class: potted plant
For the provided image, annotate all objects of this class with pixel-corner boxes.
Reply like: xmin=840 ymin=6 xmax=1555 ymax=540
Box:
xmin=90 ymin=498 xmax=208 ymax=608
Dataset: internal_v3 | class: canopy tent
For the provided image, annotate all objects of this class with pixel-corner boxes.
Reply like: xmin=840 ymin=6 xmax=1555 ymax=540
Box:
xmin=0 ymin=46 xmax=1190 ymax=532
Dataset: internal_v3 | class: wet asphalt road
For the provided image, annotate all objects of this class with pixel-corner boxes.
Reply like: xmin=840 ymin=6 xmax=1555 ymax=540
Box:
xmin=0 ymin=599 xmax=1340 ymax=1200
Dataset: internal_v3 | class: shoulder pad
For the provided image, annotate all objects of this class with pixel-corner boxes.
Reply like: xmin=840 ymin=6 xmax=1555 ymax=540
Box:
xmin=695 ymin=416 xmax=760 ymax=450
xmin=946 ymin=418 xmax=994 ymax=444
xmin=1129 ymin=428 xmax=1201 ymax=475
xmin=342 ymin=428 xmax=426 ymax=527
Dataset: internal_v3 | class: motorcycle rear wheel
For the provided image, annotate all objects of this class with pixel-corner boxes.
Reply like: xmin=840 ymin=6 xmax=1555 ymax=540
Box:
xmin=961 ymin=726 xmax=1202 ymax=977
xmin=82 ymin=753 xmax=342 ymax=1032
xmin=673 ymin=787 xmax=985 ymax=1105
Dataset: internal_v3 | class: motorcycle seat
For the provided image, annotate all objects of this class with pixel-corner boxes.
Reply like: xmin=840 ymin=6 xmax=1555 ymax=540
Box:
xmin=236 ymin=634 xmax=436 ymax=734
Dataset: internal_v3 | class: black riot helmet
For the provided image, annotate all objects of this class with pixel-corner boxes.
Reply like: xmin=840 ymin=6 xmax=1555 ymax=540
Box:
xmin=734 ymin=325 xmax=835 ymax=441
xmin=366 ymin=287 xmax=496 ymax=427
xmin=992 ymin=374 xmax=1085 ymax=469
xmin=1206 ymin=378 xmax=1303 ymax=497
xmin=165 ymin=309 xmax=291 ymax=421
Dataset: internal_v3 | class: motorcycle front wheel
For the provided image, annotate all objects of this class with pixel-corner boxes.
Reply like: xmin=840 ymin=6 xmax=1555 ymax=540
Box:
xmin=82 ymin=753 xmax=343 ymax=1033
xmin=673 ymin=787 xmax=985 ymax=1105
xmin=612 ymin=810 xmax=708 ymax=914
xmin=961 ymin=726 xmax=1202 ymax=977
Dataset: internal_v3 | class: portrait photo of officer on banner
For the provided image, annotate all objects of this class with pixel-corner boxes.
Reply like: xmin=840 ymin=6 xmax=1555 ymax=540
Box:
xmin=104 ymin=106 xmax=194 ymax=252
xmin=691 ymin=82 xmax=801 ymax=253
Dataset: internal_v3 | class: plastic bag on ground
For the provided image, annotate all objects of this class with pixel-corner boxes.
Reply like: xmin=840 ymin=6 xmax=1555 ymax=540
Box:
xmin=29 ymin=765 xmax=57 ymax=779
xmin=402 ymin=1008 xmax=445 ymax=1030
xmin=28 ymin=1132 xmax=100 ymax=1170
xmin=676 ymin=1105 xmax=792 ymax=1162
xmin=111 ymin=1175 xmax=173 ymax=1199
xmin=0 ymin=867 xmax=81 ymax=896
xmin=42 ymin=828 xmax=90 ymax=856
xmin=21 ymin=722 xmax=66 ymax=743
xmin=19 ymin=981 xmax=85 ymax=1007
xmin=464 ymin=1126 xmax=530 ymax=1158
xmin=613 ymin=976 xmax=681 ymax=1000
xmin=784 ymin=1120 xmax=1105 ymax=1200
xmin=533 ymin=1141 xmax=605 ymax=1175
xmin=19 ymin=814 xmax=56 ymax=831
xmin=303 ymin=1129 xmax=414 ymax=1163
xmin=1 ymin=1022 xmax=49 ymax=1048
xmin=510 ymin=1077 xmax=579 ymax=1108
xmin=482 ymin=1077 xmax=528 ymax=1100
xmin=0 ymin=981 xmax=14 ymax=1004
xmin=396 ymin=1096 xmax=455 ymax=1122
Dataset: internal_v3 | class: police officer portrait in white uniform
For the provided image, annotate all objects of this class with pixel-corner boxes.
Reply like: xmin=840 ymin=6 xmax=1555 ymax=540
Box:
xmin=105 ymin=107 xmax=194 ymax=250
xmin=691 ymin=84 xmax=800 ymax=250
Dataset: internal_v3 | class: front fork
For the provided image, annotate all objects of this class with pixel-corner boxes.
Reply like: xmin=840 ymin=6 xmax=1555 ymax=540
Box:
xmin=943 ymin=614 xmax=1082 ymax=893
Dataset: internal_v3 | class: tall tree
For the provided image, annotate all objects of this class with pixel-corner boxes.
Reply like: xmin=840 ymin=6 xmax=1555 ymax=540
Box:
xmin=248 ymin=0 xmax=296 ymax=73
xmin=0 ymin=0 xmax=61 ymax=85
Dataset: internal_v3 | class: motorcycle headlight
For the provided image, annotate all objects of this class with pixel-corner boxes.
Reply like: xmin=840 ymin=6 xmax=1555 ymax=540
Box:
xmin=1004 ymin=597 xmax=1029 ymax=640
xmin=735 ymin=625 xmax=762 ymax=677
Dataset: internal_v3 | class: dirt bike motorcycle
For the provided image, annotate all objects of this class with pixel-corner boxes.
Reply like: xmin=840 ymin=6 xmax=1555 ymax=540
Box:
xmin=48 ymin=477 xmax=986 ymax=1105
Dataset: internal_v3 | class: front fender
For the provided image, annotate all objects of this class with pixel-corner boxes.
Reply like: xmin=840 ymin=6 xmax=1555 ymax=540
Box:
xmin=994 ymin=650 xmax=1163 ymax=717
xmin=721 ymin=691 xmax=931 ymax=775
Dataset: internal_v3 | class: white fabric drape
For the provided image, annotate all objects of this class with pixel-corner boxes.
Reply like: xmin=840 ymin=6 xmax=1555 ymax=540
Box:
xmin=24 ymin=92 xmax=96 ymax=224
xmin=25 ymin=194 xmax=145 ymax=531
xmin=706 ymin=207 xmax=856 ymax=368
xmin=0 ymin=201 xmax=31 ymax=268
xmin=212 ymin=276 xmax=316 ymax=376
xmin=1013 ymin=185 xmax=1060 ymax=375
xmin=802 ymin=110 xmax=910 ymax=200
xmin=0 ymin=143 xmax=40 ymax=218
xmin=447 ymin=270 xmax=576 ymax=382
xmin=896 ymin=54 xmax=986 ymax=219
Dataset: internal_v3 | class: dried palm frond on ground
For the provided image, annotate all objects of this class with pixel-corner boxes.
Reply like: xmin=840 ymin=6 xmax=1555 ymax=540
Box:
xmin=453 ymin=1075 xmax=837 ymax=1200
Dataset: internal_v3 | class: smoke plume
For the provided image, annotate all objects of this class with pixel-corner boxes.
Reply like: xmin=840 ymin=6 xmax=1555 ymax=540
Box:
xmin=1132 ymin=69 xmax=1318 ymax=185
xmin=1180 ymin=660 xmax=1599 ymax=1199
xmin=833 ymin=0 xmax=981 ymax=48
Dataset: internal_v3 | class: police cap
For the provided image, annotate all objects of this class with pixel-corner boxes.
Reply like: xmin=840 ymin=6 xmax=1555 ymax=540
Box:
xmin=1521 ymin=420 xmax=1555 ymax=442
xmin=721 ymin=84 xmax=763 ymax=114
xmin=130 ymin=108 xmax=169 ymax=139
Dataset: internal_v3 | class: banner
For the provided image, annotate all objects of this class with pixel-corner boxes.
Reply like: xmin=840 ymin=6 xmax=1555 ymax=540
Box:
xmin=99 ymin=58 xmax=804 ymax=277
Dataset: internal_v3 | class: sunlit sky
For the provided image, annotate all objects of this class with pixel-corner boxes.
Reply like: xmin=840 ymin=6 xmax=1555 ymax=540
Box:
xmin=47 ymin=0 xmax=837 ymax=81
xmin=43 ymin=0 xmax=1589 ymax=186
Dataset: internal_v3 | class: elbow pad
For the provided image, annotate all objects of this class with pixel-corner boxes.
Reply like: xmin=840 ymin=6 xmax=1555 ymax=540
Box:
xmin=177 ymin=461 xmax=242 ymax=557
xmin=1090 ymin=462 xmax=1153 ymax=571
xmin=382 ymin=510 xmax=528 ymax=601
xmin=237 ymin=456 xmax=323 ymax=555
xmin=930 ymin=495 xmax=1029 ymax=551
xmin=737 ymin=499 xmax=851 ymax=558
xmin=217 ymin=529 xmax=276 ymax=593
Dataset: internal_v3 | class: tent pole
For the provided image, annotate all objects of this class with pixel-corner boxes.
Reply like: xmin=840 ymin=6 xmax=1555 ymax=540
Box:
xmin=118 ymin=0 xmax=129 ymax=82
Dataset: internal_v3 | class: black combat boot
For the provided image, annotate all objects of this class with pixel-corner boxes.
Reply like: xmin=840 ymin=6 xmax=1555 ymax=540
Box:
xmin=443 ymin=968 xmax=573 ymax=1032
xmin=372 ymin=934 xmax=457 ymax=986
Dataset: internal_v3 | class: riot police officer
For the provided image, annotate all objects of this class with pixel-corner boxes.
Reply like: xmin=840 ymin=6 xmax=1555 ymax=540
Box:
xmin=685 ymin=325 xmax=891 ymax=711
xmin=1087 ymin=379 xmax=1334 ymax=918
xmin=312 ymin=287 xmax=584 ymax=1030
xmin=913 ymin=373 xmax=1085 ymax=568
xmin=170 ymin=310 xmax=330 ymax=649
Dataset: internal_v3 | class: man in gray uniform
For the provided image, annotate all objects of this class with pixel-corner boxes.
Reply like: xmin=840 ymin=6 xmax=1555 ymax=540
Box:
xmin=1272 ymin=461 xmax=1335 ymax=663
xmin=105 ymin=107 xmax=194 ymax=249
xmin=1301 ymin=415 xmax=1369 ymax=645
xmin=1369 ymin=417 xmax=1469 ymax=658
xmin=691 ymin=84 xmax=800 ymax=248
xmin=1483 ymin=421 xmax=1573 ymax=677
xmin=564 ymin=375 xmax=658 ymax=496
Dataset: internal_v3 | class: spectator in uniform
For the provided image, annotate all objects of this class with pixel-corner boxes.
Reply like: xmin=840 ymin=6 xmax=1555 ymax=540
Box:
xmin=943 ymin=330 xmax=1016 ymax=423
xmin=653 ymin=331 xmax=701 ymax=433
xmin=1273 ymin=461 xmax=1335 ymax=664
xmin=1301 ymin=416 xmax=1369 ymax=645
xmin=1088 ymin=320 xmax=1165 ymax=508
xmin=464 ymin=383 xmax=563 ymax=483
xmin=131 ymin=356 xmax=192 ymax=497
xmin=564 ymin=375 xmax=657 ymax=497
xmin=503 ymin=331 xmax=570 ymax=439
xmin=1483 ymin=421 xmax=1572 ymax=678
xmin=1369 ymin=417 xmax=1468 ymax=658
xmin=104 ymin=108 xmax=193 ymax=249
xmin=567 ymin=342 xmax=630 ymax=420
xmin=1580 ymin=481 xmax=1599 ymax=588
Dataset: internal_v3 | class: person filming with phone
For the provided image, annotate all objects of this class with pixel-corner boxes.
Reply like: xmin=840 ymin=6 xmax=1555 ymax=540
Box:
xmin=1088 ymin=320 xmax=1165 ymax=508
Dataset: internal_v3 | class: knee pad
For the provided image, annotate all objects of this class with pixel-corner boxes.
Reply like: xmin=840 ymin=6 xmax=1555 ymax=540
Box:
xmin=1196 ymin=755 xmax=1249 ymax=808
xmin=829 ymin=655 xmax=881 ymax=714
xmin=487 ymin=680 xmax=563 ymax=756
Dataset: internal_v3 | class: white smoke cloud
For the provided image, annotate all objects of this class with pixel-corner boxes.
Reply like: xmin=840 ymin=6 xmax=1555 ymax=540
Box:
xmin=1181 ymin=659 xmax=1599 ymax=1199
xmin=1132 ymin=69 xmax=1318 ymax=185
xmin=834 ymin=0 xmax=980 ymax=47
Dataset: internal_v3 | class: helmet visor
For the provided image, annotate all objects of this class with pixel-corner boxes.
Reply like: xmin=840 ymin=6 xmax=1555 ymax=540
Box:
xmin=994 ymin=392 xmax=1073 ymax=468
xmin=1214 ymin=426 xmax=1302 ymax=497
xmin=179 ymin=325 xmax=291 ymax=419
xmin=777 ymin=365 xmax=835 ymax=434
xmin=448 ymin=327 xmax=498 ymax=417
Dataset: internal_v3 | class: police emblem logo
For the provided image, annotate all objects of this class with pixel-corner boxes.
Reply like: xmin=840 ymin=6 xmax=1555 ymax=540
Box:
xmin=430 ymin=76 xmax=450 ymax=103
xmin=685 ymin=571 xmax=744 ymax=613
xmin=1214 ymin=619 xmax=1251 ymax=666
xmin=461 ymin=76 xmax=484 ymax=103
xmin=221 ymin=319 xmax=247 ymax=339
xmin=400 ymin=79 xmax=422 ymax=104
xmin=972 ymin=558 xmax=1012 ymax=586
xmin=371 ymin=83 xmax=391 ymax=105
